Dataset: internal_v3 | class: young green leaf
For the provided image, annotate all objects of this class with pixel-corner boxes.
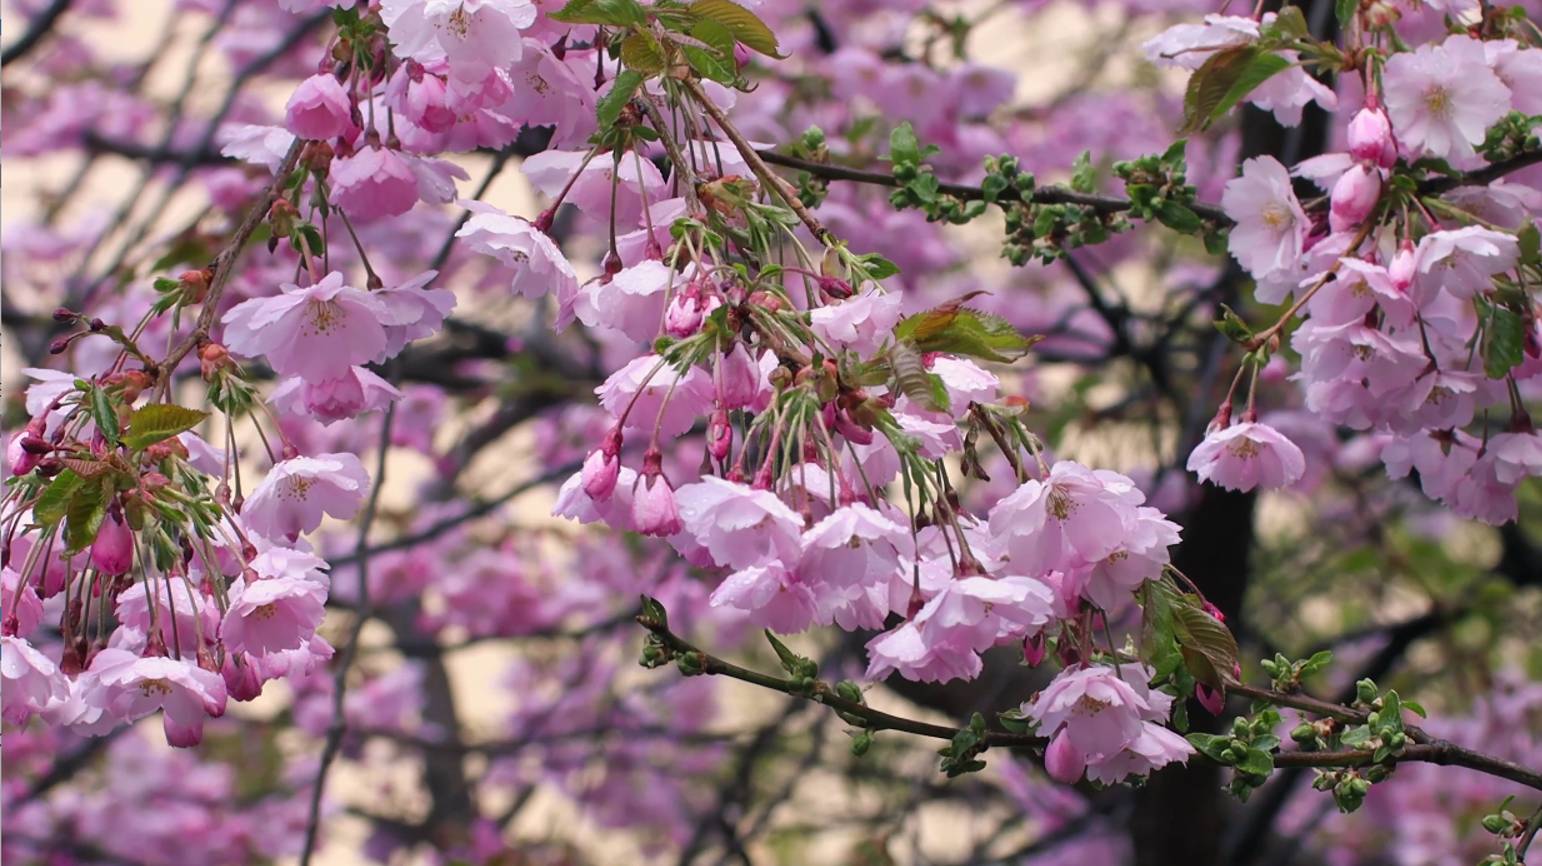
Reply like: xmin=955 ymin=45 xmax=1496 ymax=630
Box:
xmin=125 ymin=404 xmax=210 ymax=451
xmin=687 ymin=0 xmax=782 ymax=56
xmin=1181 ymin=46 xmax=1292 ymax=133
xmin=597 ymin=70 xmax=645 ymax=128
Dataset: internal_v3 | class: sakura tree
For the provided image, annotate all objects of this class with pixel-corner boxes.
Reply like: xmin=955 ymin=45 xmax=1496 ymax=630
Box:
xmin=2 ymin=0 xmax=1541 ymax=864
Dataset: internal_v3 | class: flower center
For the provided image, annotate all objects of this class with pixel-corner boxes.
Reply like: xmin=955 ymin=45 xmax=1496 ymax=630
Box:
xmin=1260 ymin=203 xmax=1292 ymax=231
xmin=1423 ymin=85 xmax=1452 ymax=120
xmin=1226 ymin=437 xmax=1261 ymax=460
xmin=447 ymin=5 xmax=471 ymax=38
xmin=303 ymin=299 xmax=346 ymax=337
xmin=252 ymin=603 xmax=279 ymax=620
xmin=280 ymin=476 xmax=314 ymax=501
xmin=1048 ymin=487 xmax=1078 ymax=521
xmin=138 ymin=678 xmax=173 ymax=697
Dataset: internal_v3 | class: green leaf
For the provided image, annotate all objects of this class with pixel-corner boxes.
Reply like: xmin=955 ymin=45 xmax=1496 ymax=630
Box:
xmin=1181 ymin=46 xmax=1292 ymax=133
xmin=34 ymin=470 xmax=85 ymax=527
xmin=687 ymin=0 xmax=782 ymax=56
xmin=764 ymin=630 xmax=817 ymax=679
xmin=639 ymin=594 xmax=670 ymax=629
xmin=550 ymin=0 xmax=646 ymax=26
xmin=1214 ymin=303 xmax=1254 ymax=343
xmin=889 ymin=342 xmax=950 ymax=413
xmin=1070 ymin=150 xmax=1095 ymax=194
xmin=597 ymin=70 xmax=645 ymax=129
xmin=1518 ymin=222 xmax=1540 ymax=266
xmin=1265 ymin=5 xmax=1310 ymax=40
xmin=888 ymin=122 xmax=926 ymax=167
xmin=64 ymin=480 xmax=110 ymax=553
xmin=124 ymin=404 xmax=209 ymax=451
xmin=854 ymin=253 xmax=900 ymax=280
xmin=683 ymin=19 xmax=737 ymax=84
xmin=87 ymin=387 xmax=120 ymax=446
xmin=1482 ymin=303 xmax=1526 ymax=379
xmin=1186 ymin=732 xmax=1233 ymax=763
xmin=1236 ymin=748 xmax=1275 ymax=777
xmin=1172 ymin=600 xmax=1240 ymax=688
xmin=1335 ymin=0 xmax=1358 ymax=27
xmin=618 ymin=32 xmax=665 ymax=74
xmin=894 ymin=304 xmax=1041 ymax=363
xmin=1155 ymin=200 xmax=1204 ymax=234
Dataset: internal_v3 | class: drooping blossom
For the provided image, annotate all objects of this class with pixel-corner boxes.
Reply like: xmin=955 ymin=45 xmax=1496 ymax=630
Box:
xmin=221 ymin=574 xmax=327 ymax=656
xmin=80 ymin=648 xmax=228 ymax=747
xmin=456 ymin=201 xmax=579 ymax=305
xmin=241 ymin=453 xmax=371 ymax=539
xmin=270 ymin=366 xmax=403 ymax=425
xmin=283 ymin=72 xmax=354 ymax=140
xmin=330 ymin=144 xmax=422 ymax=218
xmin=1 ymin=636 xmax=67 ymax=725
xmin=675 ymin=477 xmax=804 ymax=571
xmin=380 ymin=0 xmax=537 ymax=82
xmin=222 ymin=271 xmax=388 ymax=381
xmin=1187 ymin=420 xmax=1307 ymax=493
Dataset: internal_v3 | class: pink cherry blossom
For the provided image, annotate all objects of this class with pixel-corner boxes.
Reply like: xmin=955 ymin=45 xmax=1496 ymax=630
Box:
xmin=1382 ymin=35 xmax=1511 ymax=166
xmin=1489 ymin=431 xmax=1542 ymax=485
xmin=709 ymin=563 xmax=819 ymax=634
xmin=330 ymin=144 xmax=422 ymax=218
xmin=283 ymin=72 xmax=354 ymax=140
xmin=221 ymin=574 xmax=327 ymax=656
xmin=222 ymin=271 xmax=388 ymax=381
xmin=2 ymin=566 xmax=44 ymax=637
xmin=270 ymin=366 xmax=403 ymax=425
xmin=809 ymin=289 xmax=903 ymax=357
xmin=81 ymin=648 xmax=228 ymax=747
xmin=676 ymin=477 xmax=804 ymax=570
xmin=1186 ymin=421 xmax=1306 ymax=493
xmin=456 ymin=201 xmax=579 ymax=304
xmin=1347 ymin=105 xmax=1399 ymax=168
xmin=632 ymin=473 xmax=684 ymax=538
xmin=90 ymin=511 xmax=134 ymax=575
xmin=1 ymin=635 xmax=67 ymax=725
xmin=987 ymin=461 xmax=1145 ymax=576
xmin=380 ymin=0 xmax=536 ymax=82
xmin=241 ymin=453 xmax=370 ymax=539
xmin=1413 ymin=226 xmax=1519 ymax=301
xmin=1221 ymin=156 xmax=1309 ymax=300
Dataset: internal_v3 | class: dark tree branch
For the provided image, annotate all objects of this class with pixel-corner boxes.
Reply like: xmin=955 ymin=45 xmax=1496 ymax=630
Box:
xmin=2 ymin=0 xmax=72 ymax=65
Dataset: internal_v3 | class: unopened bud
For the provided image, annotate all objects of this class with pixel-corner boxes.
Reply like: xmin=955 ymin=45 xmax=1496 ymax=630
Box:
xmin=52 ymin=306 xmax=79 ymax=323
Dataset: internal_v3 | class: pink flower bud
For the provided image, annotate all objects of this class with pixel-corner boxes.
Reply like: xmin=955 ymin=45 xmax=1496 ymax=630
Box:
xmin=664 ymin=292 xmax=707 ymax=337
xmin=90 ymin=513 xmax=134 ymax=576
xmin=632 ymin=473 xmax=683 ymax=537
xmin=6 ymin=436 xmax=39 ymax=476
xmin=707 ymin=408 xmax=732 ymax=461
xmin=1044 ymin=730 xmax=1086 ymax=784
xmin=1347 ymin=106 xmax=1397 ymax=169
xmin=581 ymin=448 xmax=620 ymax=501
xmin=1389 ymin=239 xmax=1417 ymax=291
xmin=717 ymin=343 xmax=761 ymax=410
xmin=223 ymin=655 xmax=265 ymax=702
xmin=1022 ymin=632 xmax=1047 ymax=666
xmin=284 ymin=73 xmax=355 ymax=141
xmin=1328 ymin=164 xmax=1381 ymax=233
xmin=1196 ymin=682 xmax=1226 ymax=716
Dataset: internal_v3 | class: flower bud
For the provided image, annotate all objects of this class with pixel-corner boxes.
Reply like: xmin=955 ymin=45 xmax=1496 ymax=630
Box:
xmin=1022 ymin=632 xmax=1047 ymax=666
xmin=6 ymin=436 xmax=40 ymax=476
xmin=1347 ymin=107 xmax=1397 ymax=168
xmin=707 ymin=408 xmax=732 ymax=461
xmin=717 ymin=343 xmax=761 ymax=410
xmin=52 ymin=306 xmax=79 ymax=323
xmin=90 ymin=512 xmax=134 ymax=576
xmin=580 ymin=448 xmax=620 ymax=501
xmin=1195 ymin=682 xmax=1225 ymax=715
xmin=1044 ymin=730 xmax=1086 ymax=784
xmin=1329 ymin=164 xmax=1381 ymax=233
xmin=1389 ymin=239 xmax=1417 ymax=291
xmin=632 ymin=449 xmax=683 ymax=537
xmin=664 ymin=291 xmax=709 ymax=338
